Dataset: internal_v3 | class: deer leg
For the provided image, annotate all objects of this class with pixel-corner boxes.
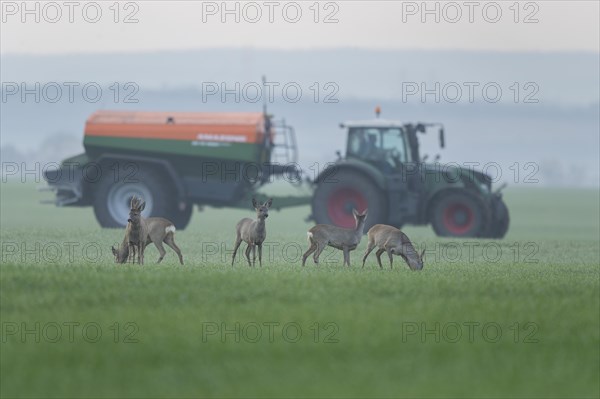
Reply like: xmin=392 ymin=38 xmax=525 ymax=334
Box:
xmin=251 ymin=244 xmax=256 ymax=267
xmin=343 ymin=246 xmax=351 ymax=267
xmin=244 ymin=244 xmax=252 ymax=267
xmin=386 ymin=247 xmax=394 ymax=269
xmin=139 ymin=242 xmax=145 ymax=265
xmin=164 ymin=234 xmax=184 ymax=265
xmin=154 ymin=240 xmax=167 ymax=264
xmin=257 ymin=244 xmax=263 ymax=267
xmin=231 ymin=236 xmax=242 ymax=266
xmin=302 ymin=242 xmax=317 ymax=267
xmin=126 ymin=244 xmax=135 ymax=263
xmin=362 ymin=241 xmax=376 ymax=268
xmin=375 ymin=248 xmax=385 ymax=269
xmin=135 ymin=243 xmax=141 ymax=264
xmin=313 ymin=243 xmax=326 ymax=265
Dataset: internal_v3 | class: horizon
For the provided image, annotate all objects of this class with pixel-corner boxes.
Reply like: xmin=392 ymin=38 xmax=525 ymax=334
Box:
xmin=3 ymin=46 xmax=599 ymax=56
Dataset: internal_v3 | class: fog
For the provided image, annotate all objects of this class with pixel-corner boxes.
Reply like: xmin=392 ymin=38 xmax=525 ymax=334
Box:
xmin=1 ymin=49 xmax=598 ymax=187
xmin=1 ymin=2 xmax=598 ymax=187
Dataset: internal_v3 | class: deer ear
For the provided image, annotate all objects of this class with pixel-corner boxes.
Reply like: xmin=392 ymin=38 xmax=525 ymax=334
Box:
xmin=421 ymin=248 xmax=426 ymax=260
xmin=352 ymin=208 xmax=359 ymax=217
xmin=139 ymin=201 xmax=146 ymax=211
xmin=130 ymin=196 xmax=136 ymax=208
xmin=111 ymin=246 xmax=117 ymax=256
xmin=362 ymin=209 xmax=368 ymax=216
xmin=265 ymin=198 xmax=273 ymax=208
xmin=252 ymin=197 xmax=258 ymax=209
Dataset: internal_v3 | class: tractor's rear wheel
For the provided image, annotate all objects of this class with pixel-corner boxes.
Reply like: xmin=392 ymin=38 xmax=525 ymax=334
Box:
xmin=485 ymin=198 xmax=510 ymax=239
xmin=431 ymin=192 xmax=487 ymax=237
xmin=312 ymin=170 xmax=386 ymax=231
xmin=93 ymin=168 xmax=192 ymax=229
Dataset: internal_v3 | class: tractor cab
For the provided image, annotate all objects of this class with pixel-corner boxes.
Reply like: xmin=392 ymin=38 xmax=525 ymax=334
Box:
xmin=343 ymin=119 xmax=444 ymax=172
xmin=336 ymin=118 xmax=444 ymax=229
xmin=346 ymin=122 xmax=412 ymax=172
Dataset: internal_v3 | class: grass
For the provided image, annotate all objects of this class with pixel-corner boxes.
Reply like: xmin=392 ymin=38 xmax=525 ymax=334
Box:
xmin=1 ymin=182 xmax=599 ymax=398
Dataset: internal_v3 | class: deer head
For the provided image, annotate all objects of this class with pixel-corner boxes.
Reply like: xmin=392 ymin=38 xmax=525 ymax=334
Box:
xmin=111 ymin=245 xmax=128 ymax=264
xmin=252 ymin=198 xmax=272 ymax=220
xmin=128 ymin=196 xmax=146 ymax=225
xmin=352 ymin=208 xmax=368 ymax=227
xmin=407 ymin=246 xmax=426 ymax=271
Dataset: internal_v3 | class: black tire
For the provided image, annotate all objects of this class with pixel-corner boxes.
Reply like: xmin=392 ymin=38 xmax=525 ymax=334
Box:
xmin=93 ymin=166 xmax=190 ymax=229
xmin=486 ymin=198 xmax=510 ymax=239
xmin=430 ymin=192 xmax=487 ymax=237
xmin=312 ymin=169 xmax=386 ymax=231
xmin=170 ymin=201 xmax=193 ymax=230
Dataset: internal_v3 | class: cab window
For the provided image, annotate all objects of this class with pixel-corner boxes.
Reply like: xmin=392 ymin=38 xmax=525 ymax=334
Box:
xmin=348 ymin=127 xmax=409 ymax=166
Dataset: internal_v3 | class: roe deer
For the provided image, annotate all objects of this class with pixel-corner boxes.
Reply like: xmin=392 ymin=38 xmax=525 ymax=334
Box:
xmin=231 ymin=198 xmax=273 ymax=267
xmin=112 ymin=234 xmax=134 ymax=264
xmin=362 ymin=224 xmax=424 ymax=270
xmin=302 ymin=209 xmax=368 ymax=267
xmin=111 ymin=196 xmax=184 ymax=265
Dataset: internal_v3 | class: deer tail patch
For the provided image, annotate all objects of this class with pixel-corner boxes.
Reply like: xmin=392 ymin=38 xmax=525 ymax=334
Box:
xmin=165 ymin=225 xmax=176 ymax=234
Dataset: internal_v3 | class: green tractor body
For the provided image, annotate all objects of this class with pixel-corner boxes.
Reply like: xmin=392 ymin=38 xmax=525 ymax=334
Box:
xmin=310 ymin=119 xmax=509 ymax=238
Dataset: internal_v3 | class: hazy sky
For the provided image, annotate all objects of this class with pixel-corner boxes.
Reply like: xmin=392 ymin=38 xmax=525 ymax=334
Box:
xmin=1 ymin=1 xmax=598 ymax=54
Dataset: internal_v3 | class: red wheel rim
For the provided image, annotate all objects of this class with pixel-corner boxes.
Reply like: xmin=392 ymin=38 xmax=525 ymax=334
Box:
xmin=327 ymin=188 xmax=367 ymax=228
xmin=443 ymin=203 xmax=474 ymax=234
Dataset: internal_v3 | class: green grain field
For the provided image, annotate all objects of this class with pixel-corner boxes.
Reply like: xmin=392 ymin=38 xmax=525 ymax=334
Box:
xmin=1 ymin=182 xmax=599 ymax=398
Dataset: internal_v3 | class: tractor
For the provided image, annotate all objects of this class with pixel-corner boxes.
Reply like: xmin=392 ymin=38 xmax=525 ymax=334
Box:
xmin=43 ymin=109 xmax=509 ymax=238
xmin=310 ymin=112 xmax=509 ymax=238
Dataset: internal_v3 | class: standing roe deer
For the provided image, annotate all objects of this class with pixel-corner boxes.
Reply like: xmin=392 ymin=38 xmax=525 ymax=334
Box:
xmin=111 ymin=196 xmax=184 ymax=265
xmin=362 ymin=224 xmax=424 ymax=270
xmin=302 ymin=209 xmax=368 ymax=267
xmin=231 ymin=198 xmax=273 ymax=267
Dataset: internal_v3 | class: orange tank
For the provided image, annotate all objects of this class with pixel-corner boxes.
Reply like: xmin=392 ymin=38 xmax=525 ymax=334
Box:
xmin=84 ymin=110 xmax=269 ymax=144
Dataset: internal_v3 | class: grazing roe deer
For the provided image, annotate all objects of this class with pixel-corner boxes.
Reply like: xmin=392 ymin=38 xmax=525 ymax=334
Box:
xmin=111 ymin=196 xmax=184 ymax=265
xmin=302 ymin=209 xmax=368 ymax=267
xmin=112 ymin=234 xmax=134 ymax=264
xmin=362 ymin=224 xmax=424 ymax=270
xmin=231 ymin=198 xmax=273 ymax=267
